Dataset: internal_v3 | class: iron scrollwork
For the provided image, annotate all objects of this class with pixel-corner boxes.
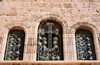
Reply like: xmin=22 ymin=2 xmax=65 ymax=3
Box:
xmin=76 ymin=29 xmax=96 ymax=60
xmin=37 ymin=21 xmax=63 ymax=61
xmin=4 ymin=30 xmax=25 ymax=60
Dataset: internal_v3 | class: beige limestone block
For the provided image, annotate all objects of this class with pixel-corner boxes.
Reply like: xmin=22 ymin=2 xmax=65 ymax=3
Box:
xmin=79 ymin=14 xmax=91 ymax=18
xmin=70 ymin=0 xmax=77 ymax=2
xmin=27 ymin=44 xmax=34 ymax=53
xmin=18 ymin=12 xmax=30 ymax=17
xmin=28 ymin=38 xmax=33 ymax=44
xmin=89 ymin=3 xmax=99 ymax=8
xmin=14 ymin=3 xmax=23 ymax=8
xmin=0 ymin=44 xmax=3 ymax=53
xmin=64 ymin=44 xmax=67 ymax=52
xmin=83 ymin=3 xmax=89 ymax=8
xmin=19 ymin=0 xmax=26 ymax=2
xmin=70 ymin=14 xmax=78 ymax=18
xmin=69 ymin=19 xmax=77 ymax=27
xmin=88 ymin=8 xmax=96 ymax=14
xmin=91 ymin=18 xmax=100 ymax=22
xmin=94 ymin=43 xmax=99 ymax=53
xmin=30 ymin=8 xmax=40 ymax=13
xmin=10 ymin=7 xmax=17 ymax=12
xmin=64 ymin=52 xmax=68 ymax=61
xmin=67 ymin=44 xmax=71 ymax=52
xmin=8 ymin=3 xmax=14 ymax=7
xmin=60 ymin=8 xmax=66 ymax=14
xmin=72 ymin=44 xmax=76 ymax=53
xmin=37 ymin=3 xmax=48 ymax=8
xmin=0 ymin=53 xmax=3 ymax=61
xmin=39 ymin=8 xmax=51 ymax=13
xmin=31 ymin=53 xmax=35 ymax=61
xmin=77 ymin=18 xmax=91 ymax=22
xmin=22 ymin=3 xmax=31 ymax=7
xmin=53 ymin=0 xmax=70 ymax=2
xmin=30 ymin=14 xmax=40 ymax=22
xmin=98 ymin=45 xmax=100 ymax=53
xmin=63 ymin=38 xmax=67 ymax=45
xmin=9 ymin=0 xmax=17 ymax=2
xmin=92 ymin=14 xmax=100 ymax=18
xmin=24 ymin=45 xmax=27 ymax=53
xmin=50 ymin=8 xmax=60 ymax=15
xmin=96 ymin=52 xmax=100 ymax=60
xmin=67 ymin=53 xmax=73 ymax=60
xmin=33 ymin=45 xmax=37 ymax=53
xmin=69 ymin=52 xmax=77 ymax=60
xmin=78 ymin=8 xmax=89 ymax=14
xmin=0 ymin=11 xmax=5 ymax=16
xmin=32 ymin=34 xmax=37 ymax=39
xmin=5 ymin=11 xmax=17 ymax=16
xmin=63 ymin=3 xmax=72 ymax=8
xmin=24 ymin=53 xmax=32 ymax=60
xmin=4 ymin=0 xmax=10 ymax=2
xmin=49 ymin=3 xmax=63 ymax=8
xmin=67 ymin=8 xmax=78 ymax=14
xmin=78 ymin=0 xmax=87 ymax=2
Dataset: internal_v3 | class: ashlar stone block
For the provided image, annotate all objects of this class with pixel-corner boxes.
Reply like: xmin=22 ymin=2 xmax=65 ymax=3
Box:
xmin=63 ymin=3 xmax=72 ymax=8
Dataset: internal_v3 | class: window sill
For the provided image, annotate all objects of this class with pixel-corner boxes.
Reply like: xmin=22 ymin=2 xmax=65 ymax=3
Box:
xmin=0 ymin=61 xmax=100 ymax=65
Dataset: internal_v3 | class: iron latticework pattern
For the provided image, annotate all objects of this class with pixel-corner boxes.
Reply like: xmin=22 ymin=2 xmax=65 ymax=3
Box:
xmin=37 ymin=20 xmax=63 ymax=61
xmin=4 ymin=30 xmax=25 ymax=60
xmin=76 ymin=29 xmax=96 ymax=60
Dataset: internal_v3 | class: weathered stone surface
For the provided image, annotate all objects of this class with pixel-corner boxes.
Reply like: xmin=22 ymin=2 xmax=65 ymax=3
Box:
xmin=63 ymin=3 xmax=72 ymax=8
xmin=92 ymin=14 xmax=100 ymax=17
xmin=67 ymin=8 xmax=78 ymax=14
xmin=49 ymin=3 xmax=63 ymax=8
xmin=0 ymin=61 xmax=100 ymax=65
xmin=88 ymin=0 xmax=99 ymax=2
xmin=92 ymin=18 xmax=100 ymax=22
xmin=79 ymin=14 xmax=91 ymax=18
xmin=0 ymin=0 xmax=99 ymax=63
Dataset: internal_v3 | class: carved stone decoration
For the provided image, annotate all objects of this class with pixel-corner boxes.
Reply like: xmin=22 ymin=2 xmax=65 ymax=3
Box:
xmin=37 ymin=20 xmax=63 ymax=61
xmin=4 ymin=30 xmax=25 ymax=60
xmin=76 ymin=29 xmax=96 ymax=60
xmin=26 ymin=44 xmax=34 ymax=53
xmin=28 ymin=38 xmax=33 ymax=45
xmin=28 ymin=38 xmax=36 ymax=45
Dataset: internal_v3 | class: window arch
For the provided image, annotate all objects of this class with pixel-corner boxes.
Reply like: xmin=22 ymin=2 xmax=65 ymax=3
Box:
xmin=75 ymin=29 xmax=96 ymax=60
xmin=37 ymin=20 xmax=63 ymax=61
xmin=4 ymin=30 xmax=25 ymax=60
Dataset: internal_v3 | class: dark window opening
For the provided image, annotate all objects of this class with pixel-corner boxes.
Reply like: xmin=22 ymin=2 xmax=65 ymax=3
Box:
xmin=37 ymin=20 xmax=63 ymax=61
xmin=4 ymin=30 xmax=25 ymax=60
xmin=76 ymin=29 xmax=96 ymax=60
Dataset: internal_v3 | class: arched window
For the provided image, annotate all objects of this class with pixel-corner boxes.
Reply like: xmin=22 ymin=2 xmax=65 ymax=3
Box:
xmin=37 ymin=20 xmax=63 ymax=61
xmin=4 ymin=30 xmax=25 ymax=60
xmin=75 ymin=29 xmax=96 ymax=60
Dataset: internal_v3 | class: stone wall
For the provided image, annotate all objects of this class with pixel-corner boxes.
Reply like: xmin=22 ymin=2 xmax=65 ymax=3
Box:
xmin=0 ymin=0 xmax=100 ymax=62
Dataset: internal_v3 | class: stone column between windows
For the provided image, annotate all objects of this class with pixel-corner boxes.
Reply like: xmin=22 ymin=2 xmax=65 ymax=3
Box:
xmin=65 ymin=33 xmax=77 ymax=61
xmin=0 ymin=34 xmax=8 ymax=61
xmin=23 ymin=33 xmax=37 ymax=61
xmin=0 ymin=27 xmax=9 ymax=61
xmin=93 ymin=33 xmax=100 ymax=60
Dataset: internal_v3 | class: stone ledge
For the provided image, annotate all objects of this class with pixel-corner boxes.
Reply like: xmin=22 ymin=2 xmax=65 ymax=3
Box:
xmin=0 ymin=61 xmax=100 ymax=65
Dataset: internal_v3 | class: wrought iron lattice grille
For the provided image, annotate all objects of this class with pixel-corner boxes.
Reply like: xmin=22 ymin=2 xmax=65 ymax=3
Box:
xmin=4 ymin=30 xmax=25 ymax=60
xmin=76 ymin=29 xmax=96 ymax=60
xmin=37 ymin=20 xmax=63 ymax=61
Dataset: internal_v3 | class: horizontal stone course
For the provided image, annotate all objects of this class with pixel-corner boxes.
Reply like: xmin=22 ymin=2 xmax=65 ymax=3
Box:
xmin=0 ymin=61 xmax=100 ymax=65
